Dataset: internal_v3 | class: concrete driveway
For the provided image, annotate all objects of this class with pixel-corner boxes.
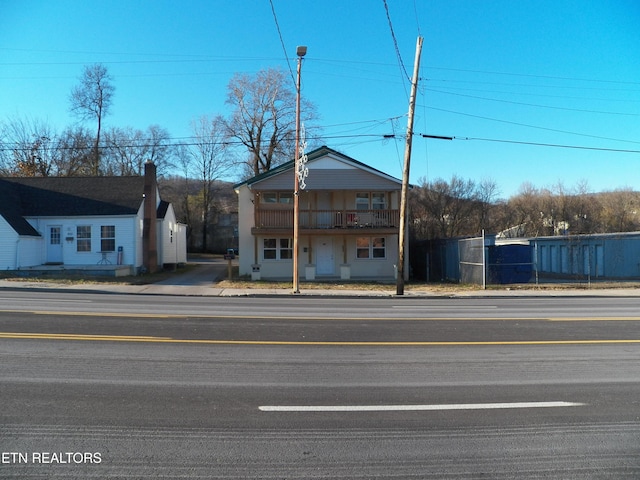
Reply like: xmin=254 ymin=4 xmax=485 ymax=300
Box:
xmin=134 ymin=256 xmax=233 ymax=295
xmin=156 ymin=256 xmax=231 ymax=286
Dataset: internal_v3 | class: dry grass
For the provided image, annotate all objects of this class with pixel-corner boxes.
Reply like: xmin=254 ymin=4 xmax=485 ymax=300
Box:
xmin=0 ymin=264 xmax=198 ymax=286
xmin=2 ymin=258 xmax=639 ymax=293
xmin=216 ymin=279 xmax=395 ymax=291
xmin=218 ymin=277 xmax=640 ymax=293
xmin=216 ymin=278 xmax=485 ymax=293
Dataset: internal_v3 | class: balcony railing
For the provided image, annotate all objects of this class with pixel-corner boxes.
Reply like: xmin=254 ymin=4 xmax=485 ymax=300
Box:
xmin=254 ymin=209 xmax=399 ymax=230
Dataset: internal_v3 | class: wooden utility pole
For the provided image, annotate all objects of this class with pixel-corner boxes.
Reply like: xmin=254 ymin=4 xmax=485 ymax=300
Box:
xmin=396 ymin=36 xmax=423 ymax=295
xmin=292 ymin=46 xmax=307 ymax=294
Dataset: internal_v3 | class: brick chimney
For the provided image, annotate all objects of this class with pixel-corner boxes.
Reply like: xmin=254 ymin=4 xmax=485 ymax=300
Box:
xmin=142 ymin=160 xmax=158 ymax=273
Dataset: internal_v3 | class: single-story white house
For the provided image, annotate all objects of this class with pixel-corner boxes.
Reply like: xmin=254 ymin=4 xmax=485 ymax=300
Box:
xmin=0 ymin=161 xmax=186 ymax=275
xmin=234 ymin=146 xmax=408 ymax=281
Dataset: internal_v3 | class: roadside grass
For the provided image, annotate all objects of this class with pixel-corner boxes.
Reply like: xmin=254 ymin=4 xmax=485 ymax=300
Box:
xmin=215 ymin=276 xmax=482 ymax=292
xmin=2 ymin=255 xmax=639 ymax=292
xmin=217 ymin=270 xmax=640 ymax=292
xmin=0 ymin=263 xmax=198 ymax=286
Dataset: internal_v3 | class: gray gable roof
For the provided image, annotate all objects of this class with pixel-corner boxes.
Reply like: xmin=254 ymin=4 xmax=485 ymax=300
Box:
xmin=0 ymin=176 xmax=147 ymax=237
xmin=233 ymin=146 xmax=403 ymax=190
xmin=0 ymin=180 xmax=40 ymax=236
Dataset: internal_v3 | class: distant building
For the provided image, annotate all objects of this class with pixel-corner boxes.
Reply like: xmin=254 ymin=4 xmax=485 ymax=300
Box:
xmin=532 ymin=231 xmax=640 ymax=279
xmin=413 ymin=231 xmax=640 ymax=285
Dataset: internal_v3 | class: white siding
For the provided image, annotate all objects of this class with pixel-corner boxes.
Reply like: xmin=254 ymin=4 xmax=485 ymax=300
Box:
xmin=237 ymin=185 xmax=256 ymax=276
xmin=256 ymin=169 xmax=401 ymax=191
xmin=0 ymin=217 xmax=19 ymax=269
xmin=135 ymin=204 xmax=144 ymax=269
xmin=0 ymin=217 xmax=44 ymax=269
xmin=251 ymin=234 xmax=399 ymax=280
xmin=256 ymin=235 xmax=296 ymax=279
xmin=158 ymin=203 xmax=187 ymax=266
xmin=17 ymin=236 xmax=43 ymax=268
xmin=347 ymin=235 xmax=398 ymax=278
xmin=175 ymin=223 xmax=187 ymax=264
xmin=25 ymin=215 xmax=139 ymax=266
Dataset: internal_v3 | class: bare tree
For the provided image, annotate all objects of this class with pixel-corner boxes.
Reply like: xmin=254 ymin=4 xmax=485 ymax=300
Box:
xmin=224 ymin=68 xmax=318 ymax=178
xmin=145 ymin=125 xmax=174 ymax=175
xmin=505 ymin=182 xmax=545 ymax=237
xmin=411 ymin=176 xmax=480 ymax=239
xmin=0 ymin=116 xmax=57 ymax=176
xmin=505 ymin=180 xmax=603 ymax=236
xmin=476 ymin=178 xmax=500 ymax=232
xmin=173 ymin=145 xmax=197 ymax=249
xmin=103 ymin=126 xmax=147 ymax=176
xmin=188 ymin=115 xmax=234 ymax=251
xmin=102 ymin=125 xmax=174 ymax=177
xmin=55 ymin=126 xmax=94 ymax=176
xmin=69 ymin=63 xmax=114 ymax=175
xmin=600 ymin=188 xmax=640 ymax=232
xmin=561 ymin=180 xmax=598 ymax=234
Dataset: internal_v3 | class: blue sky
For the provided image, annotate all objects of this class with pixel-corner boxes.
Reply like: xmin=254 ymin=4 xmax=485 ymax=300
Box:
xmin=1 ymin=0 xmax=639 ymax=198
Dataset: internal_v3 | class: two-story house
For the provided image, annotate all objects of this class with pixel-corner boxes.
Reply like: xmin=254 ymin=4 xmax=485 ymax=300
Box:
xmin=234 ymin=146 xmax=407 ymax=281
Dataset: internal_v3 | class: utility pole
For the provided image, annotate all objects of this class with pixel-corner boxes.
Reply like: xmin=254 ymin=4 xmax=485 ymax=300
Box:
xmin=292 ymin=45 xmax=307 ymax=294
xmin=396 ymin=36 xmax=423 ymax=296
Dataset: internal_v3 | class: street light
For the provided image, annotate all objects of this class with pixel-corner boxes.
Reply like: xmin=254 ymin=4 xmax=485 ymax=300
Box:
xmin=293 ymin=45 xmax=307 ymax=294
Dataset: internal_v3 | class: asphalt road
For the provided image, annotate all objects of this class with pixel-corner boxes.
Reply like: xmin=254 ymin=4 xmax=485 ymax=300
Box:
xmin=1 ymin=293 xmax=640 ymax=478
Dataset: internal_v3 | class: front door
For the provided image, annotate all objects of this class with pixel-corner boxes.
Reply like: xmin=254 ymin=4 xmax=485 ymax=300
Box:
xmin=315 ymin=238 xmax=334 ymax=275
xmin=47 ymin=226 xmax=63 ymax=264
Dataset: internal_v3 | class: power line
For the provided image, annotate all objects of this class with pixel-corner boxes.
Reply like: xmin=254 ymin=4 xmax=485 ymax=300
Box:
xmin=422 ymin=105 xmax=640 ymax=145
xmin=382 ymin=0 xmax=410 ymax=84
xmin=4 ymin=44 xmax=636 ymax=89
xmin=422 ymin=66 xmax=640 ymax=86
xmin=425 ymin=88 xmax=640 ymax=116
xmin=5 ymin=131 xmax=640 ymax=155
xmin=412 ymin=0 xmax=422 ymax=37
xmin=0 ymin=57 xmax=277 ymax=67
xmin=422 ymin=83 xmax=640 ymax=103
xmin=455 ymin=136 xmax=640 ymax=154
xmin=321 ymin=115 xmax=404 ymax=129
xmin=268 ymin=0 xmax=297 ymax=89
xmin=423 ymin=78 xmax=640 ymax=95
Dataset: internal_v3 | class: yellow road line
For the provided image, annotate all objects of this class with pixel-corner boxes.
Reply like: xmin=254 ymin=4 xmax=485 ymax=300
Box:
xmin=1 ymin=332 xmax=640 ymax=346
xmin=0 ymin=332 xmax=170 ymax=341
xmin=548 ymin=317 xmax=640 ymax=321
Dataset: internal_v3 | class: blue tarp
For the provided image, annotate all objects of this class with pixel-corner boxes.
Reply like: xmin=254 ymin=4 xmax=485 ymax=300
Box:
xmin=487 ymin=245 xmax=533 ymax=284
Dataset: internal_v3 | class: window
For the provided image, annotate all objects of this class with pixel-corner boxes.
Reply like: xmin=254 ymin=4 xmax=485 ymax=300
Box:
xmin=372 ymin=193 xmax=386 ymax=210
xmin=279 ymin=238 xmax=293 ymax=259
xmin=356 ymin=237 xmax=386 ymax=259
xmin=278 ymin=192 xmax=293 ymax=204
xmin=262 ymin=192 xmax=277 ymax=203
xmin=263 ymin=238 xmax=277 ymax=259
xmin=261 ymin=192 xmax=293 ymax=204
xmin=100 ymin=225 xmax=115 ymax=252
xmin=77 ymin=226 xmax=91 ymax=252
xmin=50 ymin=227 xmax=60 ymax=245
xmin=356 ymin=192 xmax=387 ymax=210
xmin=356 ymin=193 xmax=369 ymax=210
xmin=263 ymin=238 xmax=293 ymax=260
xmin=372 ymin=237 xmax=386 ymax=258
xmin=356 ymin=237 xmax=370 ymax=258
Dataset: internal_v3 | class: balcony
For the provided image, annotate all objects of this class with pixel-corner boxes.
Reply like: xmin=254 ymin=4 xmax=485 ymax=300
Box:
xmin=252 ymin=209 xmax=400 ymax=235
